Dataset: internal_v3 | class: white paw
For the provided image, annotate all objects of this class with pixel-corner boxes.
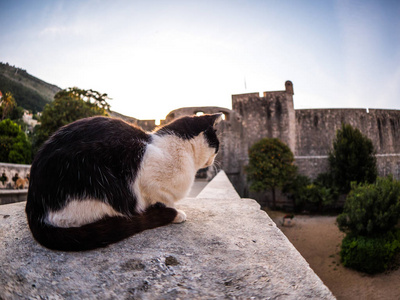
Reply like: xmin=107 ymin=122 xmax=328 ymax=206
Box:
xmin=173 ymin=209 xmax=187 ymax=223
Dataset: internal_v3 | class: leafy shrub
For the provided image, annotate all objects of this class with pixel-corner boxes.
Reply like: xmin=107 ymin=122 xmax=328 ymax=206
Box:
xmin=283 ymin=174 xmax=311 ymax=210
xmin=283 ymin=173 xmax=338 ymax=212
xmin=340 ymin=230 xmax=400 ymax=274
xmin=0 ymin=119 xmax=31 ymax=164
xmin=337 ymin=176 xmax=400 ymax=236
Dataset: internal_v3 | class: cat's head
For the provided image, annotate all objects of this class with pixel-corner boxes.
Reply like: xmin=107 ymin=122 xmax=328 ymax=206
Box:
xmin=155 ymin=113 xmax=223 ymax=168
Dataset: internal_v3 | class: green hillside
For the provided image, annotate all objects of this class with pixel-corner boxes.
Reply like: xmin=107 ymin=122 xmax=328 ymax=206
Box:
xmin=0 ymin=63 xmax=61 ymax=113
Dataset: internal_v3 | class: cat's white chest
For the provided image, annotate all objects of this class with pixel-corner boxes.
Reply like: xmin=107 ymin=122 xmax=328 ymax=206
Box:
xmin=135 ymin=135 xmax=197 ymax=208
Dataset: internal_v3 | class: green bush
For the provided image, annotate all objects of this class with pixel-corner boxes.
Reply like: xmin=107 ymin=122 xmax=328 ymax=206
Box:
xmin=283 ymin=174 xmax=311 ymax=210
xmin=0 ymin=119 xmax=31 ymax=164
xmin=283 ymin=173 xmax=338 ymax=212
xmin=340 ymin=230 xmax=400 ymax=274
xmin=337 ymin=176 xmax=400 ymax=236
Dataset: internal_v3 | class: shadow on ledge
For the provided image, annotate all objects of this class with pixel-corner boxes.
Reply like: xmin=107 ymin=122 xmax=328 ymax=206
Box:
xmin=0 ymin=171 xmax=335 ymax=299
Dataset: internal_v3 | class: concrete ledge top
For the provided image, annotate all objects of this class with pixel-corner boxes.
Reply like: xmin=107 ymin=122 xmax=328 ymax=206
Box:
xmin=0 ymin=189 xmax=28 ymax=194
xmin=0 ymin=171 xmax=334 ymax=299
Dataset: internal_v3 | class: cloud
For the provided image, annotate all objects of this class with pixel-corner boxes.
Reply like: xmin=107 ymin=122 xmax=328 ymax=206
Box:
xmin=39 ymin=26 xmax=70 ymax=36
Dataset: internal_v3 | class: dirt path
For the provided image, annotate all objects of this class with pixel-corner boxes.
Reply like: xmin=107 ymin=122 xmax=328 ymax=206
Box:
xmin=268 ymin=211 xmax=400 ymax=300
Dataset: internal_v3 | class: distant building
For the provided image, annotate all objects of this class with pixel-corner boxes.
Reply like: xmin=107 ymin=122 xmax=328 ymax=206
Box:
xmin=22 ymin=110 xmax=39 ymax=130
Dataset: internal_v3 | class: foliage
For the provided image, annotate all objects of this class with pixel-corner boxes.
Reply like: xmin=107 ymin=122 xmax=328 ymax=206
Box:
xmin=337 ymin=176 xmax=400 ymax=236
xmin=0 ymin=119 xmax=31 ymax=164
xmin=246 ymin=138 xmax=297 ymax=208
xmin=329 ymin=123 xmax=377 ymax=194
xmin=32 ymin=87 xmax=111 ymax=153
xmin=283 ymin=174 xmax=311 ymax=210
xmin=0 ymin=91 xmax=16 ymax=120
xmin=0 ymin=91 xmax=24 ymax=121
xmin=340 ymin=230 xmax=400 ymax=274
xmin=54 ymin=87 xmax=111 ymax=111
xmin=284 ymin=173 xmax=339 ymax=212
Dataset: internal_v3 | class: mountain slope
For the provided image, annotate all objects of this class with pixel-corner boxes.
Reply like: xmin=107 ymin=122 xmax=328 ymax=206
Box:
xmin=0 ymin=63 xmax=61 ymax=113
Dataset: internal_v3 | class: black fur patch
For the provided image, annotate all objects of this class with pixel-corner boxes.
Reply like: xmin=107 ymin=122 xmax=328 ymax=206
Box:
xmin=155 ymin=114 xmax=221 ymax=152
xmin=27 ymin=116 xmax=150 ymax=215
xmin=204 ymin=126 xmax=220 ymax=153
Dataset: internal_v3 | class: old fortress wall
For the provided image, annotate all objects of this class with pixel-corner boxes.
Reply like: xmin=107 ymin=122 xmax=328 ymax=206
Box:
xmin=162 ymin=81 xmax=400 ymax=198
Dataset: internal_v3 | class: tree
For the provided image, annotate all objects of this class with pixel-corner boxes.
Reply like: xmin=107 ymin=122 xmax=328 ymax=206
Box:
xmin=0 ymin=91 xmax=16 ymax=120
xmin=54 ymin=87 xmax=111 ymax=111
xmin=0 ymin=119 xmax=31 ymax=164
xmin=32 ymin=87 xmax=111 ymax=153
xmin=329 ymin=123 xmax=377 ymax=194
xmin=246 ymin=138 xmax=297 ymax=209
xmin=0 ymin=91 xmax=24 ymax=122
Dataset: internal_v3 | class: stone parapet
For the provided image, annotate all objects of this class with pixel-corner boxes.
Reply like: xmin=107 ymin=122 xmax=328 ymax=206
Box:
xmin=0 ymin=189 xmax=28 ymax=205
xmin=0 ymin=162 xmax=30 ymax=189
xmin=0 ymin=171 xmax=334 ymax=299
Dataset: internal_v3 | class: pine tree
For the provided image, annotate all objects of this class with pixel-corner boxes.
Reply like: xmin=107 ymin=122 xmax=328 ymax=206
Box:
xmin=329 ymin=123 xmax=377 ymax=194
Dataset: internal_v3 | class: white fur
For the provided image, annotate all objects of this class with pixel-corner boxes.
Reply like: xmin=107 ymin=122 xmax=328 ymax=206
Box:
xmin=46 ymin=199 xmax=123 ymax=228
xmin=46 ymin=130 xmax=217 ymax=227
xmin=136 ymin=133 xmax=216 ymax=223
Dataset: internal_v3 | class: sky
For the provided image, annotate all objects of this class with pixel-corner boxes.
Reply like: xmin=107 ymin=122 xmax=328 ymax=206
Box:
xmin=1 ymin=0 xmax=399 ymax=121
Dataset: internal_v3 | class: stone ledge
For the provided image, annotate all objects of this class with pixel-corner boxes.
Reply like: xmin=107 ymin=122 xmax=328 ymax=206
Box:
xmin=0 ymin=171 xmax=334 ymax=299
xmin=0 ymin=189 xmax=28 ymax=205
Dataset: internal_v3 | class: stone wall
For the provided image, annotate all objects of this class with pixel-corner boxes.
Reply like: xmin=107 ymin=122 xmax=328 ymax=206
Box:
xmin=0 ymin=190 xmax=28 ymax=205
xmin=110 ymin=111 xmax=156 ymax=132
xmin=295 ymin=108 xmax=400 ymax=179
xmin=232 ymin=87 xmax=295 ymax=153
xmin=159 ymin=81 xmax=400 ymax=206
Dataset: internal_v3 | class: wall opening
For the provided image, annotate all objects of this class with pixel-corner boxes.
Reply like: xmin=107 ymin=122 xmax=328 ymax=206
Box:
xmin=220 ymin=112 xmax=229 ymax=121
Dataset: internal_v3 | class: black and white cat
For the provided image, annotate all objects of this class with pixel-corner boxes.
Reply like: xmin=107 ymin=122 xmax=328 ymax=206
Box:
xmin=26 ymin=114 xmax=222 ymax=251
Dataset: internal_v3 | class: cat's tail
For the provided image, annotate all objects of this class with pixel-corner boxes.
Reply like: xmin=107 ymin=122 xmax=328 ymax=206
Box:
xmin=26 ymin=203 xmax=178 ymax=251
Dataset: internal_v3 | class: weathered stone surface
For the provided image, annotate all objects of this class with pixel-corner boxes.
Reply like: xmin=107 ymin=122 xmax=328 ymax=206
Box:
xmin=0 ymin=171 xmax=334 ymax=299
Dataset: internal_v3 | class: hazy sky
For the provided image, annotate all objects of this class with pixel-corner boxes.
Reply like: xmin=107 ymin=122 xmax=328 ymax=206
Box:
xmin=1 ymin=0 xmax=399 ymax=120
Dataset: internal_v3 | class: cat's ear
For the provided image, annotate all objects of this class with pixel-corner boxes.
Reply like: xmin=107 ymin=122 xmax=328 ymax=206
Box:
xmin=211 ymin=113 xmax=223 ymax=128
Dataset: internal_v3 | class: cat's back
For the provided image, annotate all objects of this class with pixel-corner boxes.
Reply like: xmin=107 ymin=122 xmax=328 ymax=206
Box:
xmin=30 ymin=116 xmax=151 ymax=183
xmin=38 ymin=117 xmax=149 ymax=153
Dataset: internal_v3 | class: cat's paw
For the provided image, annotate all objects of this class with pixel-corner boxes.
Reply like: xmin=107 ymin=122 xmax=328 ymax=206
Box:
xmin=173 ymin=209 xmax=187 ymax=223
